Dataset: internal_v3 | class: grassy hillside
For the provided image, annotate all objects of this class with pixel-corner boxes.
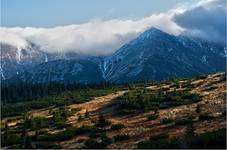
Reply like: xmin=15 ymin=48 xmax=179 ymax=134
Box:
xmin=1 ymin=72 xmax=226 ymax=149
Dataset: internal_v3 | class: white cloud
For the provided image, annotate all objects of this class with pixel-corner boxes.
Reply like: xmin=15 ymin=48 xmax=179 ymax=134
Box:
xmin=0 ymin=0 xmax=225 ymax=56
xmin=0 ymin=13 xmax=181 ymax=56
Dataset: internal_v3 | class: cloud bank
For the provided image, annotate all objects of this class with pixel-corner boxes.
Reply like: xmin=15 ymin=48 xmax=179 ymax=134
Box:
xmin=173 ymin=0 xmax=226 ymax=44
xmin=0 ymin=14 xmax=181 ymax=56
xmin=0 ymin=0 xmax=226 ymax=56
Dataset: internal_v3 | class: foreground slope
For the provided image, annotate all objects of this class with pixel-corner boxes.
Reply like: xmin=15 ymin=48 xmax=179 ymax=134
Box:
xmin=1 ymin=72 xmax=226 ymax=149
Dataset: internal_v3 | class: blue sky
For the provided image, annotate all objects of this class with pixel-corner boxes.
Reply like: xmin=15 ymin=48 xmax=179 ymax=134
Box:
xmin=1 ymin=0 xmax=197 ymax=27
xmin=1 ymin=0 xmax=225 ymax=56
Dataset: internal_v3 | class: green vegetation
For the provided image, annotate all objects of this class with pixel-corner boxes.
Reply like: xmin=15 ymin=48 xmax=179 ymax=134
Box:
xmin=196 ymin=104 xmax=202 ymax=113
xmin=30 ymin=115 xmax=110 ymax=147
xmin=117 ymin=88 xmax=201 ymax=114
xmin=160 ymin=118 xmax=174 ymax=124
xmin=110 ymin=123 xmax=124 ymax=130
xmin=147 ymin=114 xmax=159 ymax=121
xmin=138 ymin=138 xmax=178 ymax=149
xmin=149 ymin=133 xmax=169 ymax=141
xmin=51 ymin=107 xmax=79 ymax=128
xmin=113 ymin=134 xmax=130 ymax=142
xmin=84 ymin=128 xmax=113 ymax=148
xmin=33 ymin=142 xmax=61 ymax=149
xmin=1 ymin=81 xmax=119 ymax=104
xmin=2 ymin=73 xmax=225 ymax=149
xmin=1 ymin=109 xmax=95 ymax=148
xmin=199 ymin=113 xmax=213 ymax=121
xmin=174 ymin=117 xmax=194 ymax=125
xmin=37 ymin=125 xmax=96 ymax=142
xmin=84 ymin=134 xmax=112 ymax=149
xmin=196 ymin=75 xmax=207 ymax=80
xmin=1 ymin=131 xmax=21 ymax=147
xmin=1 ymin=114 xmax=51 ymax=148
xmin=84 ymin=139 xmax=101 ymax=148
xmin=96 ymin=114 xmax=111 ymax=128
xmin=138 ymin=128 xmax=226 ymax=149
xmin=2 ymin=87 xmax=121 ymax=118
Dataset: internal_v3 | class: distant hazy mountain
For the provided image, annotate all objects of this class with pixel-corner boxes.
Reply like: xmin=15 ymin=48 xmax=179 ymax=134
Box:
xmin=1 ymin=27 xmax=226 ymax=84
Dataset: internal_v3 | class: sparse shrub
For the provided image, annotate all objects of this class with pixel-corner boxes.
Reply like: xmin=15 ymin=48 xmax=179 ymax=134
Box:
xmin=119 ymin=109 xmax=137 ymax=115
xmin=30 ymin=116 xmax=50 ymax=130
xmin=100 ymin=133 xmax=112 ymax=147
xmin=84 ymin=139 xmax=100 ymax=149
xmin=154 ymin=107 xmax=159 ymax=114
xmin=149 ymin=133 xmax=169 ymax=140
xmin=175 ymin=117 xmax=194 ymax=125
xmin=222 ymin=110 xmax=226 ymax=116
xmin=138 ymin=129 xmax=226 ymax=149
xmin=110 ymin=123 xmax=124 ymax=130
xmin=76 ymin=125 xmax=97 ymax=135
xmin=1 ymin=132 xmax=21 ymax=146
xmin=51 ymin=107 xmax=72 ymax=128
xmin=138 ymin=138 xmax=179 ymax=149
xmin=117 ymin=88 xmax=201 ymax=114
xmin=85 ymin=109 xmax=89 ymax=118
xmin=38 ymin=130 xmax=48 ymax=135
xmin=77 ymin=138 xmax=84 ymax=143
xmin=160 ymin=118 xmax=174 ymax=124
xmin=69 ymin=108 xmax=81 ymax=116
xmin=88 ymin=132 xmax=100 ymax=138
xmin=84 ymin=134 xmax=112 ymax=149
xmin=191 ymin=128 xmax=226 ymax=149
xmin=199 ymin=113 xmax=213 ymax=121
xmin=113 ymin=134 xmax=130 ymax=142
xmin=196 ymin=105 xmax=201 ymax=113
xmin=181 ymin=92 xmax=201 ymax=102
xmin=37 ymin=125 xmax=96 ymax=142
xmin=207 ymin=86 xmax=217 ymax=91
xmin=220 ymin=74 xmax=226 ymax=81
xmin=197 ymin=75 xmax=207 ymax=80
xmin=78 ymin=115 xmax=84 ymax=122
xmin=147 ymin=114 xmax=158 ymax=121
xmin=35 ymin=141 xmax=61 ymax=149
xmin=96 ymin=115 xmax=111 ymax=128
xmin=185 ymin=124 xmax=195 ymax=137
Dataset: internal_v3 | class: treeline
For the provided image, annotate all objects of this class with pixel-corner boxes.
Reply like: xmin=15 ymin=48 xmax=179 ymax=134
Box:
xmin=1 ymin=81 xmax=117 ymax=105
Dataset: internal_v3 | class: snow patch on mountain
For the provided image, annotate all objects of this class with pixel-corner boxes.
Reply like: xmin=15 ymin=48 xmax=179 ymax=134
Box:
xmin=16 ymin=47 xmax=22 ymax=63
xmin=201 ymin=56 xmax=208 ymax=63
xmin=0 ymin=62 xmax=6 ymax=80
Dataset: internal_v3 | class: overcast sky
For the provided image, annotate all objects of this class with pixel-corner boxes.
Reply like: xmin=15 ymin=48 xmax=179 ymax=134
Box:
xmin=0 ymin=0 xmax=226 ymax=56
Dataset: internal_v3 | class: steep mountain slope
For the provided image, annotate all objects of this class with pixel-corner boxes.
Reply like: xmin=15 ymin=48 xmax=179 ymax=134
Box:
xmin=0 ymin=42 xmax=105 ymax=83
xmin=1 ymin=27 xmax=226 ymax=84
xmin=102 ymin=28 xmax=226 ymax=83
xmin=0 ymin=44 xmax=47 ymax=80
xmin=9 ymin=58 xmax=104 ymax=84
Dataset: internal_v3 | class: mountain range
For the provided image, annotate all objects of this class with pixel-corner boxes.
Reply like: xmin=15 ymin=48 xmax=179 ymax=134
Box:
xmin=1 ymin=27 xmax=226 ymax=84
